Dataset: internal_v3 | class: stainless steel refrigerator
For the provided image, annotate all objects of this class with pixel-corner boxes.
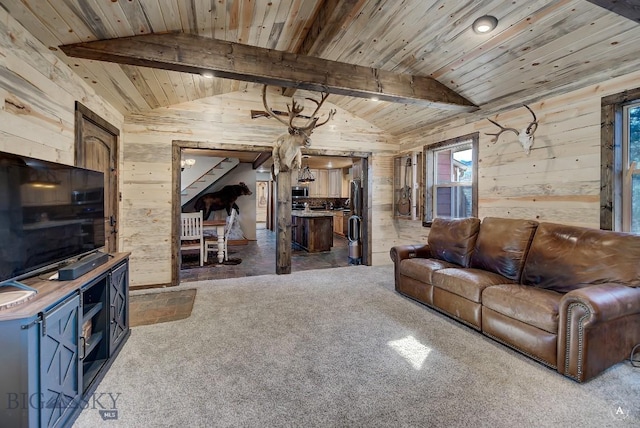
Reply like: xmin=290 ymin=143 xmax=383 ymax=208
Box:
xmin=347 ymin=178 xmax=363 ymax=265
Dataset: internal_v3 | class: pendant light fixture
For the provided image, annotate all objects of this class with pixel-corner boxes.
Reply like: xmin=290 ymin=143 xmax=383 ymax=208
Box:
xmin=297 ymin=155 xmax=315 ymax=183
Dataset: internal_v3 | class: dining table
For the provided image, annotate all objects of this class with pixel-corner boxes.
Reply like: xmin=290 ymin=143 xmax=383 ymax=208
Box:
xmin=203 ymin=219 xmax=226 ymax=264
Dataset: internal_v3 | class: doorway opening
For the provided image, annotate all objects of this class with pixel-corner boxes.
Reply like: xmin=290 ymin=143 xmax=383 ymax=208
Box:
xmin=172 ymin=141 xmax=371 ymax=285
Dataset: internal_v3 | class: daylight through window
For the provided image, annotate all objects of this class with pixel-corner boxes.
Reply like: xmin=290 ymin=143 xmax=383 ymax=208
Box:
xmin=623 ymin=102 xmax=640 ymax=233
xmin=423 ymin=133 xmax=478 ymax=225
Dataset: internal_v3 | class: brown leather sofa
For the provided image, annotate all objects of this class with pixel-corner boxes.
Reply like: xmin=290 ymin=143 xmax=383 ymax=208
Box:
xmin=390 ymin=216 xmax=640 ymax=382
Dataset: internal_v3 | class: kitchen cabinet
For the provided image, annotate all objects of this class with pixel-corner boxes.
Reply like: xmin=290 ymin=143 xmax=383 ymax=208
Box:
xmin=308 ymin=169 xmax=328 ymax=197
xmin=330 ymin=168 xmax=350 ymax=198
xmin=328 ymin=169 xmax=342 ymax=197
xmin=332 ymin=210 xmax=349 ymax=236
xmin=0 ymin=254 xmax=130 ymax=428
xmin=291 ymin=215 xmax=309 ymax=249
xmin=341 ymin=170 xmax=349 ymax=197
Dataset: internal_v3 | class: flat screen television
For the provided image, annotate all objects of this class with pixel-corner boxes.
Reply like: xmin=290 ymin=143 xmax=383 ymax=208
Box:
xmin=0 ymin=152 xmax=105 ymax=283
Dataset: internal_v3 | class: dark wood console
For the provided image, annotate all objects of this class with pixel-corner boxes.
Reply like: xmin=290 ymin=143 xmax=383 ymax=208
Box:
xmin=0 ymin=253 xmax=130 ymax=427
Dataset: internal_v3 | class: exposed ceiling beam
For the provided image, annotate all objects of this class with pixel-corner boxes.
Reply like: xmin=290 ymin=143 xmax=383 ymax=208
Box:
xmin=252 ymin=152 xmax=272 ymax=170
xmin=59 ymin=33 xmax=477 ymax=111
xmin=283 ymin=0 xmax=368 ymax=97
xmin=584 ymin=0 xmax=640 ymax=23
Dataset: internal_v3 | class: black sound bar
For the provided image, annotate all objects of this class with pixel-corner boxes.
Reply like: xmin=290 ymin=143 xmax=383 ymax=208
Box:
xmin=58 ymin=252 xmax=110 ymax=281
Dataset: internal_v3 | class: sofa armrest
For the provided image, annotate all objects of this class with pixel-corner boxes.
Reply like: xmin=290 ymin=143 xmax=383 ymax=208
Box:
xmin=389 ymin=244 xmax=431 ymax=264
xmin=560 ymin=283 xmax=640 ymax=323
xmin=558 ymin=283 xmax=640 ymax=382
xmin=389 ymin=244 xmax=431 ymax=291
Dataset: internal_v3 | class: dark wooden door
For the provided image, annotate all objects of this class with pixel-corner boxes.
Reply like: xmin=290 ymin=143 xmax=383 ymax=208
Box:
xmin=75 ymin=103 xmax=119 ymax=253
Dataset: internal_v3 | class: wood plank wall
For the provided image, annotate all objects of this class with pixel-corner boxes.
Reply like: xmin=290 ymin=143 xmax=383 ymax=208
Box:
xmin=122 ymin=89 xmax=397 ymax=286
xmin=5 ymin=7 xmax=640 ymax=285
xmin=394 ymin=68 xmax=640 ymax=251
xmin=0 ymin=7 xmax=122 ymax=164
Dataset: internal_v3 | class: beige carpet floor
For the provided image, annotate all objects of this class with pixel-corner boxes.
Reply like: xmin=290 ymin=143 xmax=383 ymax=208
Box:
xmin=74 ymin=265 xmax=639 ymax=427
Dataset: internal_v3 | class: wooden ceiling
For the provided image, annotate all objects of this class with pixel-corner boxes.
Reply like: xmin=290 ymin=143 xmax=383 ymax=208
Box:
xmin=3 ymin=0 xmax=640 ymax=136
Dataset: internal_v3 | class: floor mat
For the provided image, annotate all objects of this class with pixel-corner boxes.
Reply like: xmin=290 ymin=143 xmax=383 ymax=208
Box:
xmin=129 ymin=289 xmax=197 ymax=327
xmin=181 ymin=253 xmax=242 ymax=269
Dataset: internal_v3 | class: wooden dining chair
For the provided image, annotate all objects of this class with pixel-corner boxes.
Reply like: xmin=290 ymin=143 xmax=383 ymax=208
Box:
xmin=204 ymin=208 xmax=237 ymax=263
xmin=180 ymin=211 xmax=204 ymax=266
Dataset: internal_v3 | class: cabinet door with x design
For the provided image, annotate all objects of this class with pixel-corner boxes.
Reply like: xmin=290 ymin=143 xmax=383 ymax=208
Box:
xmin=109 ymin=261 xmax=129 ymax=355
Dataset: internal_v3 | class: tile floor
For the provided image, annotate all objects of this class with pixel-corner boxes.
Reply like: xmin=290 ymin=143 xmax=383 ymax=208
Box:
xmin=180 ymin=228 xmax=354 ymax=282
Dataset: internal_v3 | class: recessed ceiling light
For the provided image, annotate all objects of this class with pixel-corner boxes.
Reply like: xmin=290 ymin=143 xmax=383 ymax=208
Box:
xmin=202 ymin=72 xmax=214 ymax=79
xmin=371 ymin=96 xmax=379 ymax=102
xmin=472 ymin=15 xmax=498 ymax=34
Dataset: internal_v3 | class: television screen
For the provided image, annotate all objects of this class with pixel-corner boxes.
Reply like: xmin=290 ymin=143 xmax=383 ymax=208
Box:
xmin=0 ymin=152 xmax=105 ymax=283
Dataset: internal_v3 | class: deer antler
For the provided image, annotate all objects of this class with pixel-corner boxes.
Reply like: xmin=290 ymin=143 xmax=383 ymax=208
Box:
xmin=523 ymin=104 xmax=538 ymax=135
xmin=314 ymin=109 xmax=336 ymax=128
xmin=485 ymin=118 xmax=519 ymax=142
xmin=262 ymin=85 xmax=331 ymax=132
xmin=287 ymin=99 xmax=306 ymax=129
xmin=262 ymin=85 xmax=290 ymax=128
xmin=301 ymin=92 xmax=336 ymax=131
xmin=486 ymin=105 xmax=540 ymax=154
xmin=262 ymin=85 xmax=336 ymax=176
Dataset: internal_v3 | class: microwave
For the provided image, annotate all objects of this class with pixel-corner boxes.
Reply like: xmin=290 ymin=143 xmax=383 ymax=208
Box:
xmin=292 ymin=186 xmax=309 ymax=199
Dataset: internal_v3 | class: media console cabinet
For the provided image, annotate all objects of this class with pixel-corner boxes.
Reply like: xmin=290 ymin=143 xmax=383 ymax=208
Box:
xmin=0 ymin=253 xmax=130 ymax=427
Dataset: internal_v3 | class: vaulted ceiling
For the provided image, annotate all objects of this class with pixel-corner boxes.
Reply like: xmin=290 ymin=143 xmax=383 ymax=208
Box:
xmin=3 ymin=0 xmax=640 ymax=137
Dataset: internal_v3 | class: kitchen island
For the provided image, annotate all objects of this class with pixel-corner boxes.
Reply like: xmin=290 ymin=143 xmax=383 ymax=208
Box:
xmin=291 ymin=210 xmax=333 ymax=252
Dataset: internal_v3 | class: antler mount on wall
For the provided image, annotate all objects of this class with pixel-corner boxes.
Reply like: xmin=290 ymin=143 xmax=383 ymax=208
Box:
xmin=261 ymin=85 xmax=336 ymax=176
xmin=486 ymin=105 xmax=539 ymax=155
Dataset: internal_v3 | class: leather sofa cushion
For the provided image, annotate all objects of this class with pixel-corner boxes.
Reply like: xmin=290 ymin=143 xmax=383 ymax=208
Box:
xmin=522 ymin=222 xmax=640 ymax=292
xmin=428 ymin=217 xmax=480 ymax=267
xmin=470 ymin=217 xmax=538 ymax=282
xmin=400 ymin=258 xmax=458 ymax=284
xmin=483 ymin=284 xmax=562 ymax=333
xmin=432 ymin=268 xmax=514 ymax=303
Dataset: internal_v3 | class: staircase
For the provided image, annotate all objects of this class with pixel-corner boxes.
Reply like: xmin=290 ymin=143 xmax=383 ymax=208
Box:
xmin=181 ymin=156 xmax=240 ymax=206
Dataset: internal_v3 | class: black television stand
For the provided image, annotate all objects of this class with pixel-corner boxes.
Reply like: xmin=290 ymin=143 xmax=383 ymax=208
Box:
xmin=58 ymin=252 xmax=110 ymax=280
xmin=0 ymin=253 xmax=130 ymax=427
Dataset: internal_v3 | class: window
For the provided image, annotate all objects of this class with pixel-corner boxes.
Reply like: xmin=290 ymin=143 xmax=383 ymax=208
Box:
xmin=423 ymin=133 xmax=478 ymax=225
xmin=601 ymin=89 xmax=640 ymax=234
xmin=622 ymin=102 xmax=640 ymax=233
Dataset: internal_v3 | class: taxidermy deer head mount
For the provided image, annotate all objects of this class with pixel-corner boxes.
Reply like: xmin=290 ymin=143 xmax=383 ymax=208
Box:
xmin=262 ymin=85 xmax=336 ymax=176
xmin=486 ymin=105 xmax=539 ymax=154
